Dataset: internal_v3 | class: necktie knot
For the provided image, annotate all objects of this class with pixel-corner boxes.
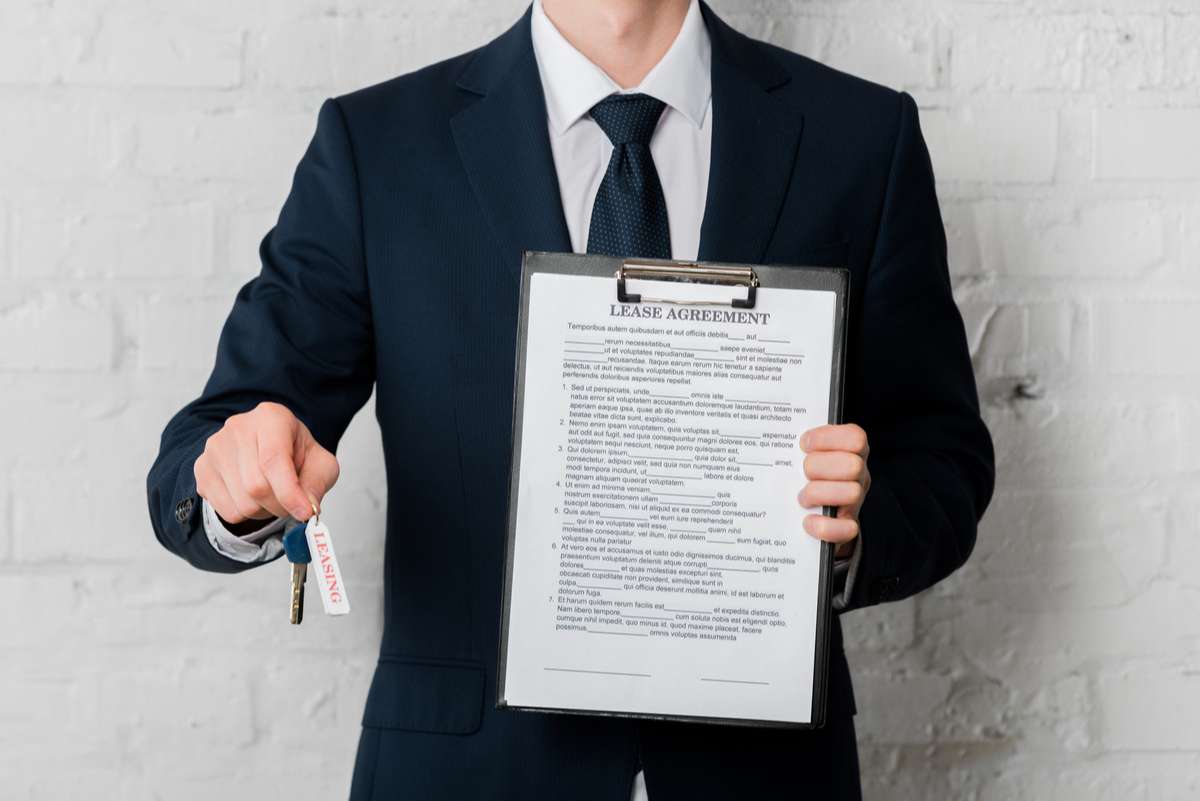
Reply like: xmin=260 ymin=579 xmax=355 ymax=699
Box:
xmin=589 ymin=93 xmax=666 ymax=147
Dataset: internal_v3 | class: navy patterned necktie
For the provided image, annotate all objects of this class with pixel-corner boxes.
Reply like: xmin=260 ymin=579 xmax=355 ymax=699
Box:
xmin=586 ymin=93 xmax=671 ymax=260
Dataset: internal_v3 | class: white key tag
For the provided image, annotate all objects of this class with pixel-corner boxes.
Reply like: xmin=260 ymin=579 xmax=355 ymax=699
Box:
xmin=305 ymin=514 xmax=350 ymax=616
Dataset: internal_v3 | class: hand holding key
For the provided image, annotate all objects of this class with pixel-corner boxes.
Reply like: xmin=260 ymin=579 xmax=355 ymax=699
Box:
xmin=194 ymin=401 xmax=340 ymax=526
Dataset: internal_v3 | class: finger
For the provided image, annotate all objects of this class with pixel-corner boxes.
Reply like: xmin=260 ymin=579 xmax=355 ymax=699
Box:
xmin=803 ymin=514 xmax=860 ymax=544
xmin=297 ymin=443 xmax=340 ymax=508
xmin=225 ymin=470 xmax=275 ymax=522
xmin=216 ymin=437 xmax=273 ymax=522
xmin=232 ymin=433 xmax=290 ymax=520
xmin=798 ymin=480 xmax=864 ymax=509
xmin=195 ymin=455 xmax=246 ymax=525
xmin=256 ymin=426 xmax=314 ymax=521
xmin=203 ymin=435 xmax=272 ymax=521
xmin=799 ymin=424 xmax=869 ymax=456
xmin=803 ymin=451 xmax=866 ymax=482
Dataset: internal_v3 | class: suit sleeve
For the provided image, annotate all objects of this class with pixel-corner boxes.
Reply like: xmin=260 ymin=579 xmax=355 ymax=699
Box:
xmin=841 ymin=92 xmax=995 ymax=611
xmin=146 ymin=98 xmax=375 ymax=573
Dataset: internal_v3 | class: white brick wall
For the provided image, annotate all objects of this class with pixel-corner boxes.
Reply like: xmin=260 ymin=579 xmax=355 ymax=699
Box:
xmin=1 ymin=1 xmax=1197 ymax=798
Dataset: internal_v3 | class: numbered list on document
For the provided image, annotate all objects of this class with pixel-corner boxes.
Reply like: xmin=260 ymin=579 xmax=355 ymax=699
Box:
xmin=504 ymin=274 xmax=837 ymax=723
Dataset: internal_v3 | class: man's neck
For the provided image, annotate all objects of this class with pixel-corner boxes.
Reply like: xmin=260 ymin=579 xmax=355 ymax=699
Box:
xmin=540 ymin=0 xmax=691 ymax=89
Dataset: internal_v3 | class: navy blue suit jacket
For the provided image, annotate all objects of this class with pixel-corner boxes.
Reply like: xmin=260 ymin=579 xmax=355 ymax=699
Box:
xmin=148 ymin=4 xmax=993 ymax=799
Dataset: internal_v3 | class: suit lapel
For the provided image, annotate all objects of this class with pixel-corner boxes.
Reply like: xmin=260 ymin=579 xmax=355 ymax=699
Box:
xmin=451 ymin=9 xmax=572 ymax=262
xmin=697 ymin=3 xmax=805 ymax=264
xmin=450 ymin=4 xmax=803 ymax=265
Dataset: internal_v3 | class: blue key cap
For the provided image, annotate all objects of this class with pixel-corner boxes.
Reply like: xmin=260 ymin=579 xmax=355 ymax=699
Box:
xmin=283 ymin=523 xmax=311 ymax=564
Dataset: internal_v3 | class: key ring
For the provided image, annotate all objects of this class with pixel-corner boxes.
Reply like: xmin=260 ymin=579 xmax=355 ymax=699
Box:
xmin=310 ymin=500 xmax=320 ymax=525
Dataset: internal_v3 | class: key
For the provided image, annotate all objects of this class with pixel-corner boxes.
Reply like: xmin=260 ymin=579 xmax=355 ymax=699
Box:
xmin=283 ymin=523 xmax=311 ymax=625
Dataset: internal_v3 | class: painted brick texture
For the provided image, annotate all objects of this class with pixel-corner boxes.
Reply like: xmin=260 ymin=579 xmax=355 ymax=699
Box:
xmin=1 ymin=1 xmax=1197 ymax=799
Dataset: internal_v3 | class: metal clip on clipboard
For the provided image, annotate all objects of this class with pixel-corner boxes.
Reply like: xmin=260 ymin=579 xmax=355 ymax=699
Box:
xmin=615 ymin=260 xmax=759 ymax=309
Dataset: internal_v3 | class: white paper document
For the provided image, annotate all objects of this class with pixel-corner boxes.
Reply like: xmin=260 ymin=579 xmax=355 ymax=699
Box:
xmin=501 ymin=272 xmax=839 ymax=725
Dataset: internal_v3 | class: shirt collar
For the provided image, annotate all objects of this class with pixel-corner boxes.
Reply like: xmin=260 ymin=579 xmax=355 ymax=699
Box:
xmin=531 ymin=0 xmax=712 ymax=136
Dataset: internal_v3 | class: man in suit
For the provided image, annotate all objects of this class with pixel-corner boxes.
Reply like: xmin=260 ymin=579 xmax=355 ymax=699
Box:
xmin=147 ymin=0 xmax=994 ymax=797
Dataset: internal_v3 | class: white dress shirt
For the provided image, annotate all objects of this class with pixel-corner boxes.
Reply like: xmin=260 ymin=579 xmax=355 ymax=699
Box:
xmin=532 ymin=0 xmax=712 ymax=260
xmin=204 ymin=4 xmax=858 ymax=797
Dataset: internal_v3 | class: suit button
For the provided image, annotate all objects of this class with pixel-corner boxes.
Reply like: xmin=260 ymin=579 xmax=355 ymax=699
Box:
xmin=175 ymin=497 xmax=195 ymax=524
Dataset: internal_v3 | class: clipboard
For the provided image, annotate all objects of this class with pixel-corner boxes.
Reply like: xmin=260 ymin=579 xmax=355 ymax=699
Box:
xmin=497 ymin=251 xmax=850 ymax=729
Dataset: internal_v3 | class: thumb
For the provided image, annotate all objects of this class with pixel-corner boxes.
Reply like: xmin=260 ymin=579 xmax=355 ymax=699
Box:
xmin=256 ymin=422 xmax=314 ymax=522
xmin=296 ymin=439 xmax=340 ymax=516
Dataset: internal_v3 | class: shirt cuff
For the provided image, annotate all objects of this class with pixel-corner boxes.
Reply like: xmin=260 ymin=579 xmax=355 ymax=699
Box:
xmin=202 ymin=498 xmax=289 ymax=563
xmin=831 ymin=536 xmax=863 ymax=612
